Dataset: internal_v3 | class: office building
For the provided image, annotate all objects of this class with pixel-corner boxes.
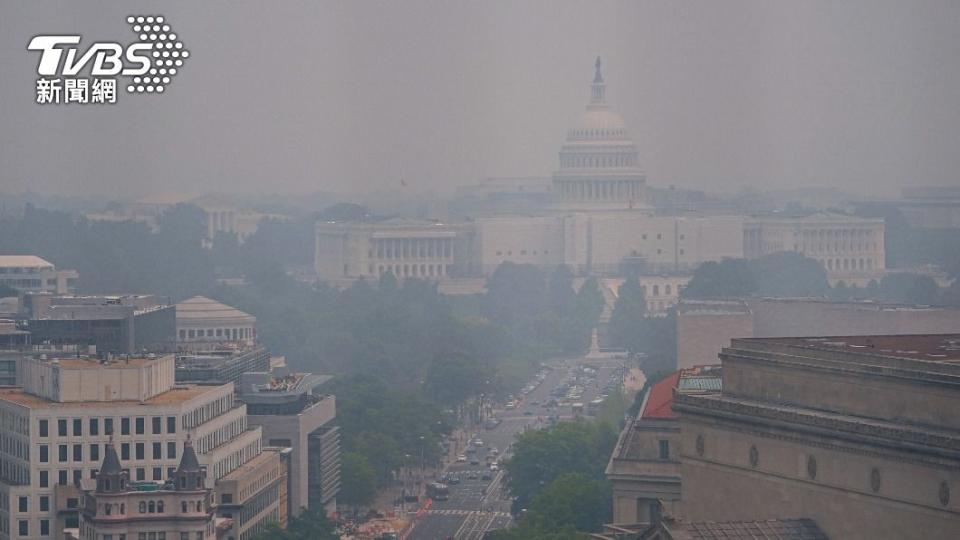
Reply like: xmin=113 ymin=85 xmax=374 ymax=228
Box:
xmin=674 ymin=335 xmax=960 ymax=539
xmin=175 ymin=298 xmax=256 ymax=352
xmin=0 ymin=353 xmax=282 ymax=540
xmin=0 ymin=257 xmax=78 ymax=296
xmin=237 ymin=371 xmax=339 ymax=516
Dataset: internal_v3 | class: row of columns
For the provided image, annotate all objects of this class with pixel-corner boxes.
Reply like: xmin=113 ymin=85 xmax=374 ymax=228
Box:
xmin=373 ymin=237 xmax=453 ymax=260
xmin=557 ymin=179 xmax=643 ymax=201
xmin=377 ymin=264 xmax=448 ymax=279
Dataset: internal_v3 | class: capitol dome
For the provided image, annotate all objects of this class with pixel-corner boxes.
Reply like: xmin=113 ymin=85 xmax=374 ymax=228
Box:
xmin=552 ymin=57 xmax=648 ymax=210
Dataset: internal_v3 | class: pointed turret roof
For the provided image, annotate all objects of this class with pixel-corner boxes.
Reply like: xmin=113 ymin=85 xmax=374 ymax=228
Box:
xmin=176 ymin=437 xmax=201 ymax=473
xmin=101 ymin=439 xmax=122 ymax=475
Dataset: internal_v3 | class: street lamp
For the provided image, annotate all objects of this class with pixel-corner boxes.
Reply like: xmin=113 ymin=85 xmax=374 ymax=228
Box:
xmin=419 ymin=435 xmax=425 ymax=496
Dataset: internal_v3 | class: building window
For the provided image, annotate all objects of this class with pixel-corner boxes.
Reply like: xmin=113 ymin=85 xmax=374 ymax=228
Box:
xmin=139 ymin=501 xmax=146 ymax=514
xmin=39 ymin=419 xmax=48 ymax=437
xmin=658 ymin=440 xmax=669 ymax=460
xmin=135 ymin=417 xmax=145 ymax=435
xmin=90 ymin=418 xmax=99 ymax=436
xmin=153 ymin=467 xmax=162 ymax=481
xmin=18 ymin=496 xmax=27 ymax=513
xmin=40 ymin=519 xmax=49 ymax=537
xmin=73 ymin=418 xmax=82 ymax=436
xmin=58 ymin=444 xmax=68 ymax=462
xmin=121 ymin=418 xmax=130 ymax=436
xmin=168 ymin=442 xmax=177 ymax=459
xmin=152 ymin=417 xmax=162 ymax=435
xmin=167 ymin=416 xmax=176 ymax=434
xmin=105 ymin=418 xmax=114 ymax=436
xmin=58 ymin=470 xmax=67 ymax=485
xmin=40 ymin=496 xmax=49 ymax=511
xmin=135 ymin=443 xmax=144 ymax=460
xmin=17 ymin=520 xmax=27 ymax=537
xmin=58 ymin=419 xmax=67 ymax=437
xmin=73 ymin=444 xmax=82 ymax=462
xmin=121 ymin=443 xmax=130 ymax=460
xmin=90 ymin=444 xmax=100 ymax=462
xmin=136 ymin=468 xmax=145 ymax=481
xmin=40 ymin=445 xmax=49 ymax=463
xmin=153 ymin=442 xmax=162 ymax=460
xmin=40 ymin=470 xmax=49 ymax=488
xmin=73 ymin=470 xmax=82 ymax=484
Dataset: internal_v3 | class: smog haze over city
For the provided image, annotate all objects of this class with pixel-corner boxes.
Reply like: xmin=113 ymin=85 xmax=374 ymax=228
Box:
xmin=2 ymin=3 xmax=960 ymax=540
xmin=2 ymin=1 xmax=960 ymax=199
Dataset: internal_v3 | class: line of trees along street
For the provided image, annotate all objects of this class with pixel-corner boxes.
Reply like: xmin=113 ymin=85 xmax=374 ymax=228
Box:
xmin=491 ymin=420 xmax=617 ymax=539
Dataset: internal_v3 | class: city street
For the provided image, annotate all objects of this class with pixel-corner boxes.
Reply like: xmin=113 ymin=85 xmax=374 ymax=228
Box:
xmin=407 ymin=357 xmax=626 ymax=539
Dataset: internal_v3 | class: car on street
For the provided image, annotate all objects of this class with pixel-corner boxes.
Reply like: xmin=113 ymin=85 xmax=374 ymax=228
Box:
xmin=481 ymin=470 xmax=493 ymax=480
xmin=474 ymin=439 xmax=484 ymax=447
xmin=470 ymin=457 xmax=480 ymax=465
xmin=456 ymin=454 xmax=467 ymax=462
xmin=467 ymin=470 xmax=479 ymax=480
xmin=489 ymin=463 xmax=499 ymax=471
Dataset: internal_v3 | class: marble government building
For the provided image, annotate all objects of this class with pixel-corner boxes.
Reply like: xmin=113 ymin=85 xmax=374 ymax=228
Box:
xmin=600 ymin=334 xmax=960 ymax=540
xmin=314 ymin=58 xmax=884 ymax=287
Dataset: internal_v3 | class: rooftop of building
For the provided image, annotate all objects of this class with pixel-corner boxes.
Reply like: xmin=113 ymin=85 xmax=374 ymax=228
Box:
xmin=678 ymin=298 xmax=751 ymax=316
xmin=641 ymin=365 xmax=722 ymax=420
xmin=217 ymin=447 xmax=281 ymax=483
xmin=747 ymin=210 xmax=883 ymax=223
xmin=0 ymin=383 xmax=223 ymax=409
xmin=0 ymin=255 xmax=55 ymax=269
xmin=744 ymin=334 xmax=960 ymax=365
xmin=238 ymin=372 xmax=331 ymax=397
xmin=30 ymin=354 xmax=169 ymax=369
xmin=642 ymin=518 xmax=828 ymax=540
xmin=175 ymin=296 xmax=254 ymax=322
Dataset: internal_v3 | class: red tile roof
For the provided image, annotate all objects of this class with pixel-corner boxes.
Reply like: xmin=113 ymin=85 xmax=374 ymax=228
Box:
xmin=641 ymin=371 xmax=682 ymax=419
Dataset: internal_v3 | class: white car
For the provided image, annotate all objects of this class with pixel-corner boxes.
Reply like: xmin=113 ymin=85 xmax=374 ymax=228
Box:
xmin=489 ymin=463 xmax=500 ymax=471
xmin=456 ymin=454 xmax=467 ymax=462
xmin=474 ymin=439 xmax=484 ymax=447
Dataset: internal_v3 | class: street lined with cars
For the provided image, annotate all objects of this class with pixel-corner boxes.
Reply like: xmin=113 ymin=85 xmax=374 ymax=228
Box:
xmin=407 ymin=358 xmax=626 ymax=539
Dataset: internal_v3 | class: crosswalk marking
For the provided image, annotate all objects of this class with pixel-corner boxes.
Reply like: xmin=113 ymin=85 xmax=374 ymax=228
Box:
xmin=426 ymin=509 xmax=511 ymax=517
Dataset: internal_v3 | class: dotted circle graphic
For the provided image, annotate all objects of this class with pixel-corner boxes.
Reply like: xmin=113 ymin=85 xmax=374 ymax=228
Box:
xmin=125 ymin=15 xmax=188 ymax=94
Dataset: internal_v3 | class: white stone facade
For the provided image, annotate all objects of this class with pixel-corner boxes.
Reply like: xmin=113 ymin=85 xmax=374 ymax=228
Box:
xmin=744 ymin=212 xmax=885 ymax=285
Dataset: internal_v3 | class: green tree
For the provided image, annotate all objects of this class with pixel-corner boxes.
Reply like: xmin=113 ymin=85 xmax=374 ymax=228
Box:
xmin=504 ymin=421 xmax=616 ymax=512
xmin=338 ymin=452 xmax=378 ymax=511
xmin=878 ymin=273 xmax=941 ymax=305
xmin=752 ymin=251 xmax=829 ymax=297
xmin=682 ymin=258 xmax=756 ymax=298
xmin=252 ymin=508 xmax=338 ymax=540
xmin=608 ymin=278 xmax=647 ymax=352
xmin=524 ymin=473 xmax=611 ymax=533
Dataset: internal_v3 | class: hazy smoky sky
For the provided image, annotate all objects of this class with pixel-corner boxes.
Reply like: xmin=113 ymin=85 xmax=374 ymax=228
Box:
xmin=1 ymin=1 xmax=959 ymax=200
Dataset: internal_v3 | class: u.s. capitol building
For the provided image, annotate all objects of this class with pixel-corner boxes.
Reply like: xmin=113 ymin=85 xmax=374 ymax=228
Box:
xmin=315 ymin=58 xmax=883 ymax=285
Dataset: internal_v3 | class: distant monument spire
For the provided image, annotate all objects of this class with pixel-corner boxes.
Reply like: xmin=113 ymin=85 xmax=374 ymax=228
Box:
xmin=591 ymin=56 xmax=606 ymax=105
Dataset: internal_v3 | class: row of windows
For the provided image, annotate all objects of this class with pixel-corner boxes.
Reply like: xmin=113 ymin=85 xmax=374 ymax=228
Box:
xmin=79 ymin=529 xmax=207 ymax=540
xmin=494 ymin=249 xmax=550 ymax=257
xmin=38 ymin=441 xmax=177 ymax=464
xmin=35 ymin=465 xmax=180 ymax=489
xmin=0 ymin=410 xmax=29 ymax=436
xmin=15 ymin=494 xmax=50 ymax=513
xmin=15 ymin=517 xmax=50 ymax=537
xmin=179 ymin=327 xmax=252 ymax=341
xmin=182 ymin=393 xmax=235 ymax=431
xmin=38 ymin=416 xmax=177 ymax=438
